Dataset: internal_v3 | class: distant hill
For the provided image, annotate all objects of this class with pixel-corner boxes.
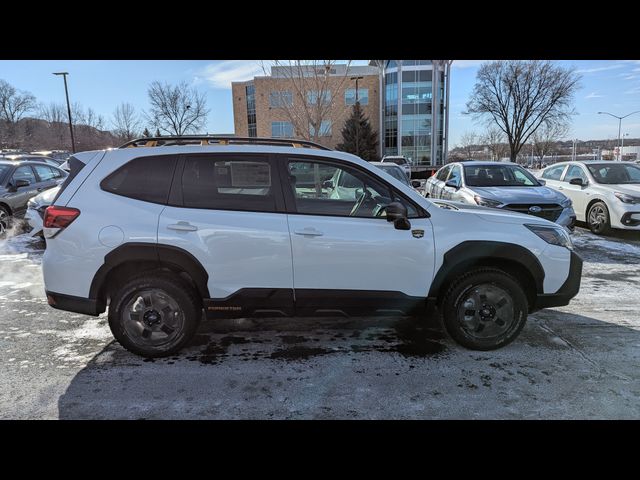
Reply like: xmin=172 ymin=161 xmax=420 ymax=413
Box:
xmin=0 ymin=117 xmax=123 ymax=151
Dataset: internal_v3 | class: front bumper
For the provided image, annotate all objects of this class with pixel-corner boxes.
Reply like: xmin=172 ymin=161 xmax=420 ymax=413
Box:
xmin=533 ymin=250 xmax=583 ymax=311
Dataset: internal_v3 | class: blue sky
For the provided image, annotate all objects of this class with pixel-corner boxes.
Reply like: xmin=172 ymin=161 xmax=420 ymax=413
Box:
xmin=2 ymin=60 xmax=640 ymax=146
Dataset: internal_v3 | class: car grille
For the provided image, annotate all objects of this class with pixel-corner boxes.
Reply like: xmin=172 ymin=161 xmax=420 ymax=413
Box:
xmin=502 ymin=203 xmax=563 ymax=222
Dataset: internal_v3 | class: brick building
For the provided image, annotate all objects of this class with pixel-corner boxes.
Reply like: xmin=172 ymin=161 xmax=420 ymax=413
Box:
xmin=232 ymin=64 xmax=380 ymax=150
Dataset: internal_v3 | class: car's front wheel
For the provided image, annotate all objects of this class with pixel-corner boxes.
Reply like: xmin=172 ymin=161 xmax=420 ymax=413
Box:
xmin=0 ymin=205 xmax=10 ymax=237
xmin=108 ymin=272 xmax=202 ymax=358
xmin=441 ymin=268 xmax=528 ymax=350
xmin=587 ymin=201 xmax=611 ymax=235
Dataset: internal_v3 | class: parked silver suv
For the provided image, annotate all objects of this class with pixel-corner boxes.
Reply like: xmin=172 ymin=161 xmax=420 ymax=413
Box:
xmin=426 ymin=161 xmax=576 ymax=230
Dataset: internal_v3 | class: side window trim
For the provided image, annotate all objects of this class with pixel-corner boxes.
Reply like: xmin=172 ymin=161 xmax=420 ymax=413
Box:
xmin=277 ymin=154 xmax=427 ymax=219
xmin=556 ymin=164 xmax=569 ymax=181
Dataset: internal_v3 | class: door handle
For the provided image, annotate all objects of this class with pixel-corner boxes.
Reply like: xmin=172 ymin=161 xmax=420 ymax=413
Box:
xmin=167 ymin=222 xmax=198 ymax=232
xmin=294 ymin=228 xmax=323 ymax=237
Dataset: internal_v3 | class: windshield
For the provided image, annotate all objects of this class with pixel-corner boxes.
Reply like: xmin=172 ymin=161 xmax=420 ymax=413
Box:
xmin=385 ymin=157 xmax=407 ymax=165
xmin=380 ymin=165 xmax=410 ymax=185
xmin=586 ymin=163 xmax=640 ymax=184
xmin=464 ymin=164 xmax=540 ymax=187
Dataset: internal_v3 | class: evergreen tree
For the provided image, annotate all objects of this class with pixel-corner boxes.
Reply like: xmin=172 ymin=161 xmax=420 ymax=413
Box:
xmin=155 ymin=128 xmax=161 ymax=137
xmin=336 ymin=103 xmax=378 ymax=161
xmin=142 ymin=127 xmax=152 ymax=137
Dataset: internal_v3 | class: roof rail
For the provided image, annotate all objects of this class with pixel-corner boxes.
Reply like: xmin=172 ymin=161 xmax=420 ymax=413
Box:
xmin=118 ymin=135 xmax=332 ymax=151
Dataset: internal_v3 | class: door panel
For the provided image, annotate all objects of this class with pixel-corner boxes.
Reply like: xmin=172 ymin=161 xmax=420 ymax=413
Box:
xmin=561 ymin=165 xmax=589 ymax=220
xmin=158 ymin=154 xmax=294 ymax=307
xmin=283 ymin=157 xmax=434 ymax=314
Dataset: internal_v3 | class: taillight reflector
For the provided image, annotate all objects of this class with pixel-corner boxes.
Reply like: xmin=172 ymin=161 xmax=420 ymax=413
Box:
xmin=43 ymin=206 xmax=81 ymax=229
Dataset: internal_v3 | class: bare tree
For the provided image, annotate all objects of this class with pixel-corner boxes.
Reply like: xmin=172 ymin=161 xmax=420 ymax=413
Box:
xmin=146 ymin=81 xmax=209 ymax=136
xmin=481 ymin=126 xmax=508 ymax=161
xmin=465 ymin=60 xmax=581 ymax=162
xmin=0 ymin=79 xmax=36 ymax=124
xmin=532 ymin=121 xmax=569 ymax=163
xmin=38 ymin=102 xmax=69 ymax=149
xmin=260 ymin=60 xmax=353 ymax=143
xmin=458 ymin=131 xmax=478 ymax=159
xmin=112 ymin=102 xmax=140 ymax=141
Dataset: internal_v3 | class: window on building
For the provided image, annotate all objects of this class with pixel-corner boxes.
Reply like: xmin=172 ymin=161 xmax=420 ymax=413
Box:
xmin=269 ymin=91 xmax=293 ymax=108
xmin=245 ymin=84 xmax=257 ymax=138
xmin=271 ymin=121 xmax=294 ymax=138
xmin=307 ymin=90 xmax=331 ymax=105
xmin=345 ymin=88 xmax=369 ymax=105
xmin=309 ymin=120 xmax=332 ymax=137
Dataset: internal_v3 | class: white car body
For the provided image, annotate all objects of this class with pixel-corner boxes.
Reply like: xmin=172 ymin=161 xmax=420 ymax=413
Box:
xmin=41 ymin=141 xmax=582 ymax=355
xmin=25 ymin=186 xmax=60 ymax=237
xmin=539 ymin=161 xmax=640 ymax=231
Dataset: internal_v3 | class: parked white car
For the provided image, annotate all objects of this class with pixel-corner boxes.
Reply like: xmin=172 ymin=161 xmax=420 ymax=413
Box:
xmin=42 ymin=136 xmax=582 ymax=357
xmin=25 ymin=185 xmax=60 ymax=237
xmin=539 ymin=161 xmax=640 ymax=235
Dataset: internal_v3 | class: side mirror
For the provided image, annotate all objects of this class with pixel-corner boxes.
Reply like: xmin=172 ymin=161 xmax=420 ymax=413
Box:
xmin=385 ymin=202 xmax=411 ymax=230
xmin=445 ymin=179 xmax=460 ymax=190
xmin=569 ymin=177 xmax=586 ymax=187
xmin=537 ymin=178 xmax=546 ymax=186
xmin=322 ymin=180 xmax=334 ymax=189
xmin=411 ymin=180 xmax=422 ymax=188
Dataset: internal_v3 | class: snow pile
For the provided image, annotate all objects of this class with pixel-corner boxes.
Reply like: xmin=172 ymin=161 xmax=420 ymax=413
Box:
xmin=0 ymin=228 xmax=45 ymax=299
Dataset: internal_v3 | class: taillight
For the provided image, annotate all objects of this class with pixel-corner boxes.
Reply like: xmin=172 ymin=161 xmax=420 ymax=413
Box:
xmin=43 ymin=205 xmax=80 ymax=238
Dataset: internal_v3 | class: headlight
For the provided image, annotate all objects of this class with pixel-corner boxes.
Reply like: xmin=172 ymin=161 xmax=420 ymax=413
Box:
xmin=561 ymin=197 xmax=573 ymax=208
xmin=474 ymin=195 xmax=502 ymax=208
xmin=525 ymin=224 xmax=573 ymax=250
xmin=27 ymin=198 xmax=38 ymax=208
xmin=614 ymin=192 xmax=640 ymax=204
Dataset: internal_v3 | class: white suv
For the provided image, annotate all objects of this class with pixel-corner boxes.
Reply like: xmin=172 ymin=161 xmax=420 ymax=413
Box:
xmin=42 ymin=136 xmax=582 ymax=357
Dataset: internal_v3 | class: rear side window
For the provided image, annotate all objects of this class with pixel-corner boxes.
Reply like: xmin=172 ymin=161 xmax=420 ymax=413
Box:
xmin=33 ymin=164 xmax=57 ymax=182
xmin=52 ymin=156 xmax=85 ymax=204
xmin=101 ymin=155 xmax=178 ymax=204
xmin=181 ymin=155 xmax=277 ymax=212
xmin=542 ymin=164 xmax=566 ymax=180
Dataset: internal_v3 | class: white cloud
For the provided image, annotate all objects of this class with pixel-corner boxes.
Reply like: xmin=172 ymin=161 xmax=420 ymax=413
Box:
xmin=576 ymin=63 xmax=625 ymax=74
xmin=196 ymin=61 xmax=264 ymax=89
xmin=451 ymin=60 xmax=487 ymax=69
xmin=585 ymin=91 xmax=603 ymax=99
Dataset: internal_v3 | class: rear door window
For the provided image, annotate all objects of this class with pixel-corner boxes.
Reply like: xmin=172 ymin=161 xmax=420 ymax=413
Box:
xmin=33 ymin=164 xmax=57 ymax=182
xmin=181 ymin=155 xmax=278 ymax=212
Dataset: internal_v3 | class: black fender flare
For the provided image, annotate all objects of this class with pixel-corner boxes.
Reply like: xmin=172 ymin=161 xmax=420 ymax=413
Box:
xmin=89 ymin=242 xmax=210 ymax=301
xmin=427 ymin=240 xmax=545 ymax=298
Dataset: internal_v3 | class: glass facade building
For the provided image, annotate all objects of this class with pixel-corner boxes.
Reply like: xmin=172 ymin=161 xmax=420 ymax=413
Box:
xmin=378 ymin=60 xmax=452 ymax=169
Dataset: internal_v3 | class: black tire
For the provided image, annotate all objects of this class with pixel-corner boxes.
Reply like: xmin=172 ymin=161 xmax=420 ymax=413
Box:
xmin=587 ymin=201 xmax=611 ymax=235
xmin=108 ymin=272 xmax=202 ymax=358
xmin=441 ymin=268 xmax=528 ymax=351
xmin=0 ymin=205 xmax=10 ymax=237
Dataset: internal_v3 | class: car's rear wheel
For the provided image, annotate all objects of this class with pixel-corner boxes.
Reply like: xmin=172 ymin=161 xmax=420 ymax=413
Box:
xmin=587 ymin=201 xmax=611 ymax=235
xmin=441 ymin=268 xmax=528 ymax=350
xmin=108 ymin=272 xmax=202 ymax=358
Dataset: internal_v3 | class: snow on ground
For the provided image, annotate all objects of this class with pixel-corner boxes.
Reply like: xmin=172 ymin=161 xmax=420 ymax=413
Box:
xmin=0 ymin=229 xmax=45 ymax=300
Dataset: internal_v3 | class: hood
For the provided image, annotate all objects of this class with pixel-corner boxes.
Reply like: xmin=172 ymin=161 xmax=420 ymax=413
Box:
xmin=609 ymin=184 xmax=640 ymax=196
xmin=431 ymin=199 xmax=557 ymax=227
xmin=469 ymin=185 xmax=566 ymax=204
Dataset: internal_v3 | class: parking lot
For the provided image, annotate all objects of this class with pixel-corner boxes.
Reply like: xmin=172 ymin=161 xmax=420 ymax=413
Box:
xmin=1 ymin=226 xmax=639 ymax=419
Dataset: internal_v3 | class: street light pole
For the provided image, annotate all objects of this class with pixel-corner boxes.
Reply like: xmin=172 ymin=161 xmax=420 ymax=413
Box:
xmin=621 ymin=132 xmax=629 ymax=160
xmin=53 ymin=72 xmax=76 ymax=153
xmin=598 ymin=110 xmax=640 ymax=161
xmin=350 ymin=76 xmax=363 ymax=157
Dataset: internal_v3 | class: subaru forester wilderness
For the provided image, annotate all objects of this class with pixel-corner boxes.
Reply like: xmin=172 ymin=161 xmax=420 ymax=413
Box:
xmin=42 ymin=136 xmax=582 ymax=357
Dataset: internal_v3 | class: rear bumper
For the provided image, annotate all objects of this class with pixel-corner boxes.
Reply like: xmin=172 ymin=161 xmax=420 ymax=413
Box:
xmin=533 ymin=250 xmax=583 ymax=310
xmin=46 ymin=290 xmax=102 ymax=316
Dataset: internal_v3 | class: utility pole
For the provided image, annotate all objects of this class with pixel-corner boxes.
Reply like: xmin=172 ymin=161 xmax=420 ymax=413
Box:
xmin=53 ymin=72 xmax=76 ymax=153
xmin=350 ymin=76 xmax=363 ymax=158
xmin=598 ymin=111 xmax=640 ymax=161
